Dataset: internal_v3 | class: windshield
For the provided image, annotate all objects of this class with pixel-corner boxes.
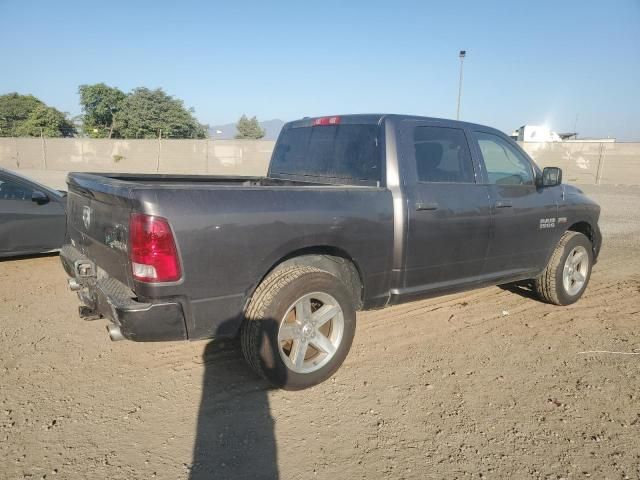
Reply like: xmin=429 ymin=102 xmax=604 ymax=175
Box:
xmin=269 ymin=124 xmax=382 ymax=186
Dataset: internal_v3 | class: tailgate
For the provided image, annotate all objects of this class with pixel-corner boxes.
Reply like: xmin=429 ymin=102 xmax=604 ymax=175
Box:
xmin=66 ymin=174 xmax=133 ymax=287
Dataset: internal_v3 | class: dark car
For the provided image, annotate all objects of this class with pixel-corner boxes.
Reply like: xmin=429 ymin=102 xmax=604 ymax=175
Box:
xmin=0 ymin=168 xmax=67 ymax=257
xmin=60 ymin=114 xmax=601 ymax=389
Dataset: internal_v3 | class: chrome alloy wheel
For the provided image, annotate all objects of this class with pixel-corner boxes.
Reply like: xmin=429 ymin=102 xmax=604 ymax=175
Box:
xmin=563 ymin=245 xmax=589 ymax=296
xmin=277 ymin=292 xmax=344 ymax=374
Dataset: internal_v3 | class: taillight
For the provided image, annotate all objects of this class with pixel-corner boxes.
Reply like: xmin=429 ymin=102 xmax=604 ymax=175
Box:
xmin=129 ymin=213 xmax=181 ymax=282
xmin=312 ymin=116 xmax=341 ymax=126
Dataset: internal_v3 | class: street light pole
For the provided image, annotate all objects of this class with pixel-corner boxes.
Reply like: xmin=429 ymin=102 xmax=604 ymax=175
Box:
xmin=456 ymin=50 xmax=466 ymax=120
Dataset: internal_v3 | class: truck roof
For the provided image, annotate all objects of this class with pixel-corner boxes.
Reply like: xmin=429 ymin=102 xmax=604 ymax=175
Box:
xmin=284 ymin=114 xmax=505 ymax=136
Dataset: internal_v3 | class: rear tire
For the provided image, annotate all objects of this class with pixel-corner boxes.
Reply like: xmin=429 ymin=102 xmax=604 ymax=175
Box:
xmin=241 ymin=266 xmax=356 ymax=390
xmin=534 ymin=231 xmax=593 ymax=305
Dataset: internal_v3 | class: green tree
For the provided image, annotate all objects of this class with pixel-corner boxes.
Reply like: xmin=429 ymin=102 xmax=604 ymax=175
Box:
xmin=78 ymin=83 xmax=126 ymax=138
xmin=0 ymin=93 xmax=75 ymax=137
xmin=112 ymin=88 xmax=207 ymax=139
xmin=235 ymin=115 xmax=265 ymax=139
xmin=15 ymin=104 xmax=76 ymax=137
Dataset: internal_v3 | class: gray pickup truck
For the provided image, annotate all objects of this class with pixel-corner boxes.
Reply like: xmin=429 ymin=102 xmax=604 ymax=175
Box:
xmin=61 ymin=114 xmax=601 ymax=389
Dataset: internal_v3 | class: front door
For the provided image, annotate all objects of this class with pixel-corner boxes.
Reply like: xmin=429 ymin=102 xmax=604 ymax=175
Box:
xmin=471 ymin=130 xmax=560 ymax=277
xmin=402 ymin=122 xmax=492 ymax=296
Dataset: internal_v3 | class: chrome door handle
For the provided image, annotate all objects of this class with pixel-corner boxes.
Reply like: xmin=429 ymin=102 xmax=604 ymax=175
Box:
xmin=415 ymin=202 xmax=439 ymax=211
xmin=495 ymin=201 xmax=512 ymax=208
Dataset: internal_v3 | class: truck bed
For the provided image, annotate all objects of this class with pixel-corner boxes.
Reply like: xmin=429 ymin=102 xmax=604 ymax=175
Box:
xmin=68 ymin=172 xmax=335 ymax=189
xmin=65 ymin=171 xmax=395 ymax=340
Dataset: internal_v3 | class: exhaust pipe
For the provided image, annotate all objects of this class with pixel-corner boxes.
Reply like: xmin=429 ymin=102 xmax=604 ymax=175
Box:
xmin=107 ymin=324 xmax=125 ymax=341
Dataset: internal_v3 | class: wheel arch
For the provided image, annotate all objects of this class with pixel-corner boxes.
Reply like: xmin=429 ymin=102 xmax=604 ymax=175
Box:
xmin=566 ymin=219 xmax=601 ymax=262
xmin=567 ymin=220 xmax=594 ymax=244
xmin=246 ymin=246 xmax=365 ymax=313
xmin=539 ymin=219 xmax=599 ymax=275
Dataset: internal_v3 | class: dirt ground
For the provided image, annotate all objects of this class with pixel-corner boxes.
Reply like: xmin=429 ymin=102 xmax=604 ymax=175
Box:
xmin=1 ymin=185 xmax=639 ymax=480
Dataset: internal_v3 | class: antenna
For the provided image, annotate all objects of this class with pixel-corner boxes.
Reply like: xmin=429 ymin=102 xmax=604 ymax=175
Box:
xmin=456 ymin=50 xmax=466 ymax=120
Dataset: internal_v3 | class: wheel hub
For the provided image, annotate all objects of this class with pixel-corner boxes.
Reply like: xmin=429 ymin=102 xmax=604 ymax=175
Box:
xmin=562 ymin=245 xmax=589 ymax=296
xmin=302 ymin=323 xmax=314 ymax=338
xmin=277 ymin=291 xmax=345 ymax=374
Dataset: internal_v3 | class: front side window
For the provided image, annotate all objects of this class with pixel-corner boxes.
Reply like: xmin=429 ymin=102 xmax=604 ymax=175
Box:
xmin=0 ymin=177 xmax=34 ymax=200
xmin=413 ymin=126 xmax=475 ymax=183
xmin=475 ymin=132 xmax=534 ymax=185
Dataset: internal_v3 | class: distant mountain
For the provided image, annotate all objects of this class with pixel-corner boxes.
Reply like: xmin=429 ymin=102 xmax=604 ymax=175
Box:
xmin=209 ymin=119 xmax=285 ymax=141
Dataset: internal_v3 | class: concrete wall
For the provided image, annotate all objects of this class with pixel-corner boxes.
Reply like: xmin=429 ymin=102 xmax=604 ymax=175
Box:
xmin=0 ymin=138 xmax=275 ymax=189
xmin=519 ymin=142 xmax=640 ymax=186
xmin=0 ymin=138 xmax=638 ymax=190
xmin=520 ymin=142 xmax=604 ymax=184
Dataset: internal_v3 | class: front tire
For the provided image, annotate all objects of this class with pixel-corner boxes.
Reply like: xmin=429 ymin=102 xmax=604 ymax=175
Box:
xmin=241 ymin=266 xmax=356 ymax=390
xmin=534 ymin=231 xmax=593 ymax=305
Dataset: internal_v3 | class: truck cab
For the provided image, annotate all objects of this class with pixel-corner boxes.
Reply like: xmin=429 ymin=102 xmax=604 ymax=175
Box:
xmin=386 ymin=116 xmax=595 ymax=301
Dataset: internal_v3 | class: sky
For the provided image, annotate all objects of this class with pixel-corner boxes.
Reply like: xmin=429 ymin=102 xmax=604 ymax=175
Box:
xmin=1 ymin=0 xmax=639 ymax=140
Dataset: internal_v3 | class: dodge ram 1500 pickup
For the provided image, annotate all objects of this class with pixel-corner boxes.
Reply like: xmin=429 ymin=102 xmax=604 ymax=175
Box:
xmin=60 ymin=114 xmax=601 ymax=389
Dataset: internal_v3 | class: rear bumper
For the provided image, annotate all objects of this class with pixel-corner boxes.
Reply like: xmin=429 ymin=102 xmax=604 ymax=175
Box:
xmin=60 ymin=244 xmax=188 ymax=341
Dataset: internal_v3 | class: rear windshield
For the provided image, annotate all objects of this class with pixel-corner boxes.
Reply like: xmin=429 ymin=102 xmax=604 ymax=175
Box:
xmin=269 ymin=124 xmax=382 ymax=186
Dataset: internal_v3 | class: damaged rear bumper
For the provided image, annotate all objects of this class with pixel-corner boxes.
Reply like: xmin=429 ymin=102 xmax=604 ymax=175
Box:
xmin=60 ymin=244 xmax=188 ymax=342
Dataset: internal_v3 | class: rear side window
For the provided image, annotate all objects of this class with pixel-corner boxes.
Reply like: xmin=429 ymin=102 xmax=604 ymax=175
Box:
xmin=413 ymin=126 xmax=475 ymax=183
xmin=270 ymin=124 xmax=381 ymax=185
xmin=475 ymin=131 xmax=534 ymax=185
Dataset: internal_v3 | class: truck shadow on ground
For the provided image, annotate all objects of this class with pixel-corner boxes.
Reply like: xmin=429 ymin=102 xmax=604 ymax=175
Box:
xmin=190 ymin=322 xmax=282 ymax=480
xmin=499 ymin=280 xmax=544 ymax=302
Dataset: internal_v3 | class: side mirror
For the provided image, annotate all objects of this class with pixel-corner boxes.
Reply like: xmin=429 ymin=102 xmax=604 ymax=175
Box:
xmin=31 ymin=191 xmax=50 ymax=205
xmin=540 ymin=167 xmax=562 ymax=187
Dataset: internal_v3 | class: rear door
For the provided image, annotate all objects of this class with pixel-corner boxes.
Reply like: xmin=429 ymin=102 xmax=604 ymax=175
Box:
xmin=471 ymin=130 xmax=559 ymax=276
xmin=400 ymin=121 xmax=492 ymax=296
xmin=0 ymin=173 xmax=65 ymax=255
